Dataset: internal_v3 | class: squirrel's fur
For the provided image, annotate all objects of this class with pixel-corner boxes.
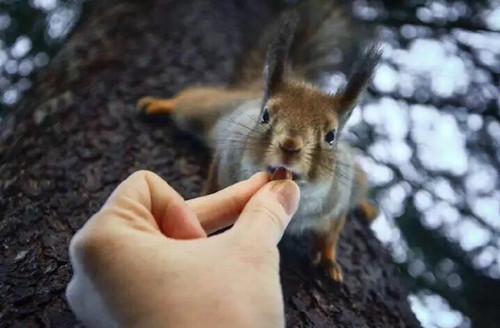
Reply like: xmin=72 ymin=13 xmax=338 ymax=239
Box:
xmin=138 ymin=0 xmax=381 ymax=282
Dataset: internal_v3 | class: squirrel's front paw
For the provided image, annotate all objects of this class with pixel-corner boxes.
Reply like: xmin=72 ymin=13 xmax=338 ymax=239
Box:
xmin=356 ymin=199 xmax=379 ymax=224
xmin=137 ymin=96 xmax=176 ymax=115
xmin=327 ymin=260 xmax=343 ymax=282
xmin=311 ymin=251 xmax=322 ymax=267
xmin=311 ymin=252 xmax=344 ymax=282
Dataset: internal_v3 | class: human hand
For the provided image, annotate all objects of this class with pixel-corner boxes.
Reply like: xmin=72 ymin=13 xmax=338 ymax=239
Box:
xmin=65 ymin=170 xmax=300 ymax=328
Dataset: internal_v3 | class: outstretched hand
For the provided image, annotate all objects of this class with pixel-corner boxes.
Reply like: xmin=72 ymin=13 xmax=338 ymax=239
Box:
xmin=66 ymin=170 xmax=300 ymax=328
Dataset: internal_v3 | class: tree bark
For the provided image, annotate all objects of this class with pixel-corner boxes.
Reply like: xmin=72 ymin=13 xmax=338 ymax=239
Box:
xmin=0 ymin=0 xmax=420 ymax=327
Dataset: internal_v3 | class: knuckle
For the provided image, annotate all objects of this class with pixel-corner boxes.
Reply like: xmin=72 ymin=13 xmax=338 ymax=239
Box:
xmin=69 ymin=232 xmax=97 ymax=264
xmin=129 ymin=169 xmax=154 ymax=180
xmin=231 ymin=234 xmax=280 ymax=269
xmin=249 ymin=204 xmax=285 ymax=232
xmin=260 ymin=244 xmax=279 ymax=260
xmin=69 ymin=216 xmax=110 ymax=263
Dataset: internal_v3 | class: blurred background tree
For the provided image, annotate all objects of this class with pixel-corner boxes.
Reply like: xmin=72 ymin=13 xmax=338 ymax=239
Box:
xmin=348 ymin=1 xmax=500 ymax=327
xmin=0 ymin=0 xmax=90 ymax=116
xmin=1 ymin=0 xmax=499 ymax=327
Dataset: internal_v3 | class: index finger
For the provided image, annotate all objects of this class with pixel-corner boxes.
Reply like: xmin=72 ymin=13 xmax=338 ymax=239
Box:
xmin=101 ymin=170 xmax=206 ymax=239
xmin=186 ymin=172 xmax=270 ymax=234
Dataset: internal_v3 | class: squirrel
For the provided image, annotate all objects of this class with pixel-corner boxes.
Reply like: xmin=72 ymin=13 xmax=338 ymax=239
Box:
xmin=137 ymin=2 xmax=380 ymax=282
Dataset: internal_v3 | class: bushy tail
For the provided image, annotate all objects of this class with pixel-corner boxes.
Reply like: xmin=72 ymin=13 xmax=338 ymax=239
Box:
xmin=231 ymin=0 xmax=374 ymax=88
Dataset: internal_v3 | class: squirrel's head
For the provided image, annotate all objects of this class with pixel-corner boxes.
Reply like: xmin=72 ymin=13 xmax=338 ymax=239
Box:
xmin=247 ymin=36 xmax=381 ymax=183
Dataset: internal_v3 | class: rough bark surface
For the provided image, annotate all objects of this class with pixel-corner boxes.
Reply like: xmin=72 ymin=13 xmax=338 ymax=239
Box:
xmin=0 ymin=0 xmax=420 ymax=327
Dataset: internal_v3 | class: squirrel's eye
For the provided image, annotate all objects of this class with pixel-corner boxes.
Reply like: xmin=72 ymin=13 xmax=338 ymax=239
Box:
xmin=324 ymin=129 xmax=336 ymax=145
xmin=260 ymin=108 xmax=270 ymax=124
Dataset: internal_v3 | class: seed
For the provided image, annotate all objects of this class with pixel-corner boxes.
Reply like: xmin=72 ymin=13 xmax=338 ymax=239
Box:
xmin=272 ymin=167 xmax=293 ymax=181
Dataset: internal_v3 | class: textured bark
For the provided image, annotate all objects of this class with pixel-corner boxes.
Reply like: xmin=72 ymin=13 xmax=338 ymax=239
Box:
xmin=0 ymin=0 xmax=420 ymax=327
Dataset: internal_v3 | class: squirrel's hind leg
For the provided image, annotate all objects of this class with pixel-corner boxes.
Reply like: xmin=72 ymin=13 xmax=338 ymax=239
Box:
xmin=137 ymin=96 xmax=177 ymax=115
xmin=137 ymin=87 xmax=255 ymax=141
xmin=313 ymin=214 xmax=347 ymax=282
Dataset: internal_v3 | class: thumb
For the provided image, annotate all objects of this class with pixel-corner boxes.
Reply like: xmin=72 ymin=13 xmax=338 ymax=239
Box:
xmin=232 ymin=179 xmax=300 ymax=245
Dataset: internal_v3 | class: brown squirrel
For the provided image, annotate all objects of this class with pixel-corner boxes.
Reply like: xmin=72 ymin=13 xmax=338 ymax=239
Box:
xmin=137 ymin=3 xmax=380 ymax=282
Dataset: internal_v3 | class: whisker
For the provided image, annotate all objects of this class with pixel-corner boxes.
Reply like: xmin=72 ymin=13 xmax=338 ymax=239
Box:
xmin=219 ymin=116 xmax=261 ymax=134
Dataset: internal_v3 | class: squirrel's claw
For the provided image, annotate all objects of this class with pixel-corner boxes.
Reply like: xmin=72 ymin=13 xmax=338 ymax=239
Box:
xmin=137 ymin=96 xmax=176 ymax=115
xmin=356 ymin=200 xmax=379 ymax=224
xmin=327 ymin=260 xmax=343 ymax=282
xmin=311 ymin=252 xmax=344 ymax=282
xmin=311 ymin=251 xmax=322 ymax=267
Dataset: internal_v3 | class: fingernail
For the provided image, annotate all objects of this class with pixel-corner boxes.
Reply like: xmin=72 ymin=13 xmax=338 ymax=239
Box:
xmin=270 ymin=180 xmax=300 ymax=216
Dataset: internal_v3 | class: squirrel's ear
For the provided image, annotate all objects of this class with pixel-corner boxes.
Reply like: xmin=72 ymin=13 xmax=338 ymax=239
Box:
xmin=264 ymin=13 xmax=299 ymax=99
xmin=338 ymin=44 xmax=382 ymax=124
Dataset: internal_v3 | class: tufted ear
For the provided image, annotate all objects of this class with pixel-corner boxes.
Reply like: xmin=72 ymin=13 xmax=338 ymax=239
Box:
xmin=338 ymin=44 xmax=382 ymax=125
xmin=263 ymin=13 xmax=299 ymax=100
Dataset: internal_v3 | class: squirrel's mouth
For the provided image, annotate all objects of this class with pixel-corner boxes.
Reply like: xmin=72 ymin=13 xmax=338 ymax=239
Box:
xmin=266 ymin=164 xmax=301 ymax=181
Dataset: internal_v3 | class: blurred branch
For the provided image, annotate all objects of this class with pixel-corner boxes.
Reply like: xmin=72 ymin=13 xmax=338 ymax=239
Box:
xmin=367 ymin=147 xmax=500 ymax=235
xmin=368 ymin=88 xmax=500 ymax=121
xmin=397 ymin=200 xmax=500 ymax=328
xmin=455 ymin=41 xmax=500 ymax=86
xmin=364 ymin=14 xmax=497 ymax=34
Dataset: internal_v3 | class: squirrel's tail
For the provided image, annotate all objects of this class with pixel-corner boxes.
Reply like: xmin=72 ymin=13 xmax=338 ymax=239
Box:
xmin=231 ymin=0 xmax=372 ymax=88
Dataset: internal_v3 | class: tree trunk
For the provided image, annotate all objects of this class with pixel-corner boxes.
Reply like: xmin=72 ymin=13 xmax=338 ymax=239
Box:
xmin=0 ymin=0 xmax=420 ymax=327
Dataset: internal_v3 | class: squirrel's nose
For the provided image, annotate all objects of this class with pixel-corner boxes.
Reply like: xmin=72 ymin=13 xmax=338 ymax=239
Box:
xmin=279 ymin=136 xmax=303 ymax=153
